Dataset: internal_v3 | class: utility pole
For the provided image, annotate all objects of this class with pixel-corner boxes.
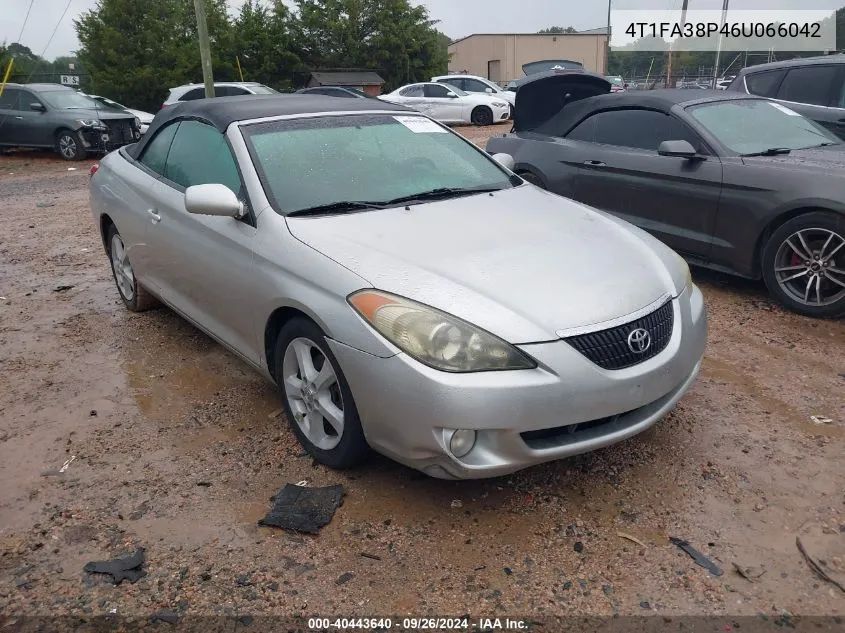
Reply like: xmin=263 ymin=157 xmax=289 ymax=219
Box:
xmin=667 ymin=0 xmax=690 ymax=87
xmin=604 ymin=0 xmax=612 ymax=75
xmin=193 ymin=0 xmax=215 ymax=98
xmin=712 ymin=0 xmax=730 ymax=88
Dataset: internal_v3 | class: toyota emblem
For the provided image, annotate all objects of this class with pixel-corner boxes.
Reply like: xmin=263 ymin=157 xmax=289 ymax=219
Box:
xmin=627 ymin=328 xmax=652 ymax=354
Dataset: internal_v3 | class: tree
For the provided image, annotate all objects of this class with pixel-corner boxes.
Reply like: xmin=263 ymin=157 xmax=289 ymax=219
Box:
xmin=538 ymin=26 xmax=577 ymax=34
xmin=75 ymin=0 xmax=235 ymax=111
xmin=231 ymin=0 xmax=302 ymax=90
xmin=293 ymin=0 xmax=448 ymax=90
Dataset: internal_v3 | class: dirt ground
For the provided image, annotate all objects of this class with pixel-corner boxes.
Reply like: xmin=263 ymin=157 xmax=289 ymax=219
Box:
xmin=1 ymin=124 xmax=845 ymax=626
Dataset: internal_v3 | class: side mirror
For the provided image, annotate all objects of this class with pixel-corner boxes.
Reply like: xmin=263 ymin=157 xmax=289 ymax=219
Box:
xmin=658 ymin=140 xmax=699 ymax=159
xmin=446 ymin=92 xmax=458 ymax=98
xmin=184 ymin=184 xmax=245 ymax=218
xmin=491 ymin=152 xmax=515 ymax=171
xmin=485 ymin=88 xmax=493 ymax=94
xmin=30 ymin=102 xmax=46 ymax=112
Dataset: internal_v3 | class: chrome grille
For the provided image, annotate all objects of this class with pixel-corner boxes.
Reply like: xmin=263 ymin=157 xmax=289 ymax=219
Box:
xmin=564 ymin=301 xmax=674 ymax=370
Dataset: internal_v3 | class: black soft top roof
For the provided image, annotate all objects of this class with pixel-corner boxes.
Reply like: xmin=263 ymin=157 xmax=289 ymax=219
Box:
xmin=127 ymin=94 xmax=412 ymax=158
xmin=531 ymin=88 xmax=761 ymax=136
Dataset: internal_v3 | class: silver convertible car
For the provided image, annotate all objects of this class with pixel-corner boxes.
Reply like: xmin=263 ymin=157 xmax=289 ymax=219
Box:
xmin=89 ymin=95 xmax=708 ymax=479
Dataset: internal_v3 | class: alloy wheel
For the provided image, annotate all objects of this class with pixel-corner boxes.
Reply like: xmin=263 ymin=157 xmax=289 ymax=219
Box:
xmin=110 ymin=233 xmax=135 ymax=302
xmin=282 ymin=337 xmax=345 ymax=451
xmin=59 ymin=134 xmax=77 ymax=160
xmin=773 ymin=227 xmax=845 ymax=307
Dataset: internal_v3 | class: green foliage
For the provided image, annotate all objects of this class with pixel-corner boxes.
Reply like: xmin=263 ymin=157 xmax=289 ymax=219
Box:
xmin=538 ymin=26 xmax=578 ymax=34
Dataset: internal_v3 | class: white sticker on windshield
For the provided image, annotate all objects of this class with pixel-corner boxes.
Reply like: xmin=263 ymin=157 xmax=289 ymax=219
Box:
xmin=393 ymin=116 xmax=448 ymax=133
xmin=769 ymin=102 xmax=801 ymax=116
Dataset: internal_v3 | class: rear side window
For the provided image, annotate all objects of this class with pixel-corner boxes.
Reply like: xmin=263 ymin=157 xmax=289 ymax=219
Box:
xmin=442 ymin=78 xmax=466 ymax=90
xmin=180 ymin=88 xmax=205 ymax=101
xmin=400 ymin=85 xmax=424 ymax=97
xmin=464 ymin=78 xmax=492 ymax=93
xmin=0 ymin=88 xmax=21 ymax=110
xmin=163 ymin=120 xmax=241 ymax=193
xmin=579 ymin=109 xmax=700 ymax=151
xmin=744 ymin=70 xmax=785 ymax=97
xmin=139 ymin=122 xmax=179 ymax=175
xmin=218 ymin=86 xmax=250 ymax=97
xmin=565 ymin=115 xmax=597 ymax=142
xmin=776 ymin=66 xmax=838 ymax=106
xmin=425 ymin=84 xmax=453 ymax=98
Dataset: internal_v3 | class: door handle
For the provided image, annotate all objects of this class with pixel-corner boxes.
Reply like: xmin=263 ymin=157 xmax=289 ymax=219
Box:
xmin=147 ymin=208 xmax=161 ymax=224
xmin=584 ymin=160 xmax=606 ymax=167
xmin=14 ymin=116 xmax=23 ymax=120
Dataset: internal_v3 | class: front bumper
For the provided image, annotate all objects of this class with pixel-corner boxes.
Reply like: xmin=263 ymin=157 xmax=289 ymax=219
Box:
xmin=79 ymin=124 xmax=141 ymax=152
xmin=329 ymin=284 xmax=708 ymax=479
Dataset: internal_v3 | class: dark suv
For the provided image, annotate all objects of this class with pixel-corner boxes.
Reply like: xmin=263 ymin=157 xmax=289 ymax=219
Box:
xmin=727 ymin=55 xmax=845 ymax=139
xmin=0 ymin=83 xmax=141 ymax=160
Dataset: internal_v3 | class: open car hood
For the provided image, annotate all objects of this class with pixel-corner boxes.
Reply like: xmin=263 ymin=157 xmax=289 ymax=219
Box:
xmin=513 ymin=70 xmax=611 ymax=132
xmin=522 ymin=60 xmax=584 ymax=75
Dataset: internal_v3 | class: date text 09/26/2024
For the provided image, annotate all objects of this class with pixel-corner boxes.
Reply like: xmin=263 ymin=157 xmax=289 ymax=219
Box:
xmin=307 ymin=617 xmax=528 ymax=630
xmin=625 ymin=21 xmax=822 ymax=39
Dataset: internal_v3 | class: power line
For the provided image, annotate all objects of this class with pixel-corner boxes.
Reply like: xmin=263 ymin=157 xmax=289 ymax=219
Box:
xmin=16 ymin=0 xmax=36 ymax=44
xmin=36 ymin=0 xmax=74 ymax=61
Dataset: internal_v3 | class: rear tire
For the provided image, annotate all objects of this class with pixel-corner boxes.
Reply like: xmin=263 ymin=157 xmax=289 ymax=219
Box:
xmin=56 ymin=129 xmax=87 ymax=161
xmin=761 ymin=211 xmax=845 ymax=318
xmin=274 ymin=317 xmax=370 ymax=469
xmin=106 ymin=224 xmax=159 ymax=312
xmin=471 ymin=106 xmax=494 ymax=126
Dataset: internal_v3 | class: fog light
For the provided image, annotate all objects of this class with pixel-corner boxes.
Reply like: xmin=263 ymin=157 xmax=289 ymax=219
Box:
xmin=449 ymin=429 xmax=476 ymax=458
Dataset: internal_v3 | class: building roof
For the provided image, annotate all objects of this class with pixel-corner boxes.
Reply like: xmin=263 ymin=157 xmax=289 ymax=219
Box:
xmin=450 ymin=31 xmax=608 ymax=46
xmin=125 ymin=94 xmax=410 ymax=158
xmin=309 ymin=71 xmax=385 ymax=86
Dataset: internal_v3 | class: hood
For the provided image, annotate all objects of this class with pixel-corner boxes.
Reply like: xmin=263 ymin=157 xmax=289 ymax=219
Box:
xmin=522 ymin=60 xmax=584 ymax=75
xmin=286 ymin=186 xmax=684 ymax=344
xmin=513 ymin=71 xmax=611 ymax=132
xmin=740 ymin=144 xmax=845 ymax=172
xmin=463 ymin=92 xmax=510 ymax=106
xmin=126 ymin=108 xmax=154 ymax=122
xmin=60 ymin=108 xmax=137 ymax=121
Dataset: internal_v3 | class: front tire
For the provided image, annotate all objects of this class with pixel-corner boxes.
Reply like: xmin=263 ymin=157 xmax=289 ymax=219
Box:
xmin=56 ymin=129 xmax=87 ymax=161
xmin=471 ymin=106 xmax=494 ymax=126
xmin=106 ymin=225 xmax=158 ymax=312
xmin=274 ymin=317 xmax=370 ymax=469
xmin=761 ymin=211 xmax=845 ymax=318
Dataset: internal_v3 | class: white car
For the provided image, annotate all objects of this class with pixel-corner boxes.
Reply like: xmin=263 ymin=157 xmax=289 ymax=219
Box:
xmin=86 ymin=94 xmax=154 ymax=134
xmin=379 ymin=82 xmax=510 ymax=125
xmin=431 ymin=74 xmax=515 ymax=107
xmin=161 ymin=82 xmax=278 ymax=109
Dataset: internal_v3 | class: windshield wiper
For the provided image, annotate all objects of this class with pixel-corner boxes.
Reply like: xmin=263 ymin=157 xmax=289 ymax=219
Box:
xmin=287 ymin=200 xmax=386 ymax=217
xmin=384 ymin=186 xmax=504 ymax=206
xmin=742 ymin=147 xmax=792 ymax=157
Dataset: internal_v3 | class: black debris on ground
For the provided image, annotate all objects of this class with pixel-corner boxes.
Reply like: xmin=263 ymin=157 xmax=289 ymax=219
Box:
xmin=336 ymin=572 xmax=354 ymax=585
xmin=258 ymin=484 xmax=345 ymax=534
xmin=669 ymin=537 xmax=723 ymax=577
xmin=83 ymin=548 xmax=146 ymax=585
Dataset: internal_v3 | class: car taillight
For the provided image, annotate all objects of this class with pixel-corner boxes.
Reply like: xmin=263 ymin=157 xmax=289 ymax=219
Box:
xmin=160 ymin=103 xmax=167 ymax=109
xmin=89 ymin=163 xmax=100 ymax=177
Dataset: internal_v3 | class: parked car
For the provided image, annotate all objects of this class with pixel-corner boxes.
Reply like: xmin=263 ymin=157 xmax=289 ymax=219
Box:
xmin=431 ymin=74 xmax=516 ymax=107
xmin=379 ymin=82 xmax=510 ymax=125
xmin=728 ymin=56 xmax=845 ymax=139
xmin=295 ymin=86 xmax=374 ymax=99
xmin=607 ymin=75 xmax=626 ymax=92
xmin=162 ymin=82 xmax=278 ymax=109
xmin=84 ymin=94 xmax=154 ymax=134
xmin=0 ymin=83 xmax=141 ymax=160
xmin=89 ymin=94 xmax=706 ymax=479
xmin=487 ymin=71 xmax=845 ymax=317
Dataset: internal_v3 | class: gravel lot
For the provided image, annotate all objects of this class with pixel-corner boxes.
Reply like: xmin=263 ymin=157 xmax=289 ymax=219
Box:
xmin=1 ymin=124 xmax=844 ymax=623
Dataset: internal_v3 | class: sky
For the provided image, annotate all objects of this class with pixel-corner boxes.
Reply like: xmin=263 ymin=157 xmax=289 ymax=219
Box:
xmin=1 ymin=0 xmax=843 ymax=60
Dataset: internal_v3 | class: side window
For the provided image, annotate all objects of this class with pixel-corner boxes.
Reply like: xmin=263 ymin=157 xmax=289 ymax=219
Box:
xmin=138 ymin=122 xmax=180 ymax=176
xmin=180 ymin=88 xmax=205 ymax=101
xmin=776 ymin=66 xmax=838 ymax=106
xmin=219 ymin=86 xmax=251 ymax=97
xmin=400 ymin=85 xmax=423 ymax=97
xmin=163 ymin=120 xmax=241 ymax=194
xmin=444 ymin=78 xmax=466 ymax=91
xmin=744 ymin=70 xmax=786 ymax=97
xmin=591 ymin=109 xmax=700 ymax=151
xmin=565 ymin=115 xmax=597 ymax=142
xmin=0 ymin=88 xmax=21 ymax=110
xmin=19 ymin=90 xmax=42 ymax=111
xmin=836 ymin=72 xmax=845 ymax=109
xmin=425 ymin=84 xmax=452 ymax=98
xmin=464 ymin=79 xmax=490 ymax=93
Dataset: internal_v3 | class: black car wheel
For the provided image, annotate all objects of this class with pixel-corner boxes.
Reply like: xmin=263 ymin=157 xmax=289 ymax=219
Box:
xmin=762 ymin=211 xmax=845 ymax=317
xmin=471 ymin=106 xmax=494 ymax=126
xmin=274 ymin=317 xmax=370 ymax=469
xmin=56 ymin=129 xmax=87 ymax=161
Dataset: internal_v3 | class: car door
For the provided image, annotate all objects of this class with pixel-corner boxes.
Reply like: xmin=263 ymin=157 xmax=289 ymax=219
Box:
xmin=423 ymin=83 xmax=462 ymax=122
xmin=389 ymin=84 xmax=426 ymax=112
xmin=771 ymin=65 xmax=842 ymax=138
xmin=143 ymin=119 xmax=260 ymax=362
xmin=563 ymin=108 xmax=723 ymax=259
xmin=0 ymin=88 xmax=22 ymax=145
xmin=13 ymin=89 xmax=53 ymax=146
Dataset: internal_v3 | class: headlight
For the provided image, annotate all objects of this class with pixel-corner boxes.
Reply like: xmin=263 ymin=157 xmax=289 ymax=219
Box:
xmin=133 ymin=117 xmax=141 ymax=129
xmin=76 ymin=119 xmax=107 ymax=130
xmin=677 ymin=254 xmax=693 ymax=294
xmin=348 ymin=290 xmax=537 ymax=373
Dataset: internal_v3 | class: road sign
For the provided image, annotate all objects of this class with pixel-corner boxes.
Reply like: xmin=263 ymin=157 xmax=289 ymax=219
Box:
xmin=60 ymin=75 xmax=79 ymax=86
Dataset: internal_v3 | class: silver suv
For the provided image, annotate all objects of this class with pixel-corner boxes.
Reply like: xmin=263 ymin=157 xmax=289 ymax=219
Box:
xmin=161 ymin=82 xmax=278 ymax=109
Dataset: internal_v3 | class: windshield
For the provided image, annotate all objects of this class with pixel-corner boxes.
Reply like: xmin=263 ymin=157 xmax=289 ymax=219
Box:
xmin=247 ymin=85 xmax=278 ymax=95
xmin=243 ymin=114 xmax=513 ymax=215
xmin=608 ymin=76 xmax=623 ymax=85
xmin=687 ymin=99 xmax=839 ymax=155
xmin=93 ymin=96 xmax=127 ymax=111
xmin=39 ymin=90 xmax=102 ymax=110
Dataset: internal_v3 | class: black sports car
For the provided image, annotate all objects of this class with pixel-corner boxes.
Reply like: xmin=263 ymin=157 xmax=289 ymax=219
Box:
xmin=487 ymin=71 xmax=845 ymax=317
